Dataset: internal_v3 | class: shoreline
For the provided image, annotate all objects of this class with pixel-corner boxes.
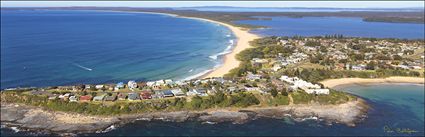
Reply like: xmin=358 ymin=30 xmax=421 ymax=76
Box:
xmin=96 ymin=10 xmax=260 ymax=79
xmin=320 ymin=76 xmax=425 ymax=89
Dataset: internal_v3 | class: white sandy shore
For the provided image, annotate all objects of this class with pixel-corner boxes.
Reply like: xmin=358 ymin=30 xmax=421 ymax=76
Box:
xmin=320 ymin=76 xmax=425 ymax=88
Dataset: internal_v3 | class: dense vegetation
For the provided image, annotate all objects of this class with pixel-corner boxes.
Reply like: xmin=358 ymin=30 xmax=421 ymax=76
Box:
xmin=291 ymin=89 xmax=354 ymax=105
xmin=3 ymin=7 xmax=424 ymax=29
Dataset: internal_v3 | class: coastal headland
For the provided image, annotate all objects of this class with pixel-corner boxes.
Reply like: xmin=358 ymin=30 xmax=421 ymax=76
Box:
xmin=320 ymin=77 xmax=425 ymax=88
xmin=1 ymin=8 xmax=424 ymax=136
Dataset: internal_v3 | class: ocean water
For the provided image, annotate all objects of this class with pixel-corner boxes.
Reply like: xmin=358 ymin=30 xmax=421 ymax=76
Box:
xmin=0 ymin=10 xmax=235 ymax=89
xmin=2 ymin=84 xmax=423 ymax=136
xmin=235 ymin=17 xmax=425 ymax=39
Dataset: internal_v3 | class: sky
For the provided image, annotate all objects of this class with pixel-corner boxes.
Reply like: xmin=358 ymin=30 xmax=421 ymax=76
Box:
xmin=1 ymin=1 xmax=424 ymax=8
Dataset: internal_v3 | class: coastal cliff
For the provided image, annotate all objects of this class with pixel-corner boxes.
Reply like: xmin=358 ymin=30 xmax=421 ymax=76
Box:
xmin=1 ymin=99 xmax=368 ymax=135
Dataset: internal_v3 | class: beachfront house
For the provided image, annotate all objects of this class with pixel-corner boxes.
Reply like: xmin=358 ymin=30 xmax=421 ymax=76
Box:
xmin=152 ymin=92 xmax=164 ymax=99
xmin=162 ymin=90 xmax=174 ymax=98
xmin=115 ymin=82 xmax=125 ymax=91
xmin=128 ymin=80 xmax=138 ymax=90
xmin=128 ymin=93 xmax=140 ymax=101
xmin=244 ymin=85 xmax=260 ymax=92
xmin=95 ymin=85 xmax=104 ymax=90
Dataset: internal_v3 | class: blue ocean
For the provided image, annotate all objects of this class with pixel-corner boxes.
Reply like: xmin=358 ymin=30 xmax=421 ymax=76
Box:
xmin=0 ymin=10 xmax=235 ymax=89
xmin=2 ymin=84 xmax=423 ymax=136
xmin=236 ymin=16 xmax=425 ymax=39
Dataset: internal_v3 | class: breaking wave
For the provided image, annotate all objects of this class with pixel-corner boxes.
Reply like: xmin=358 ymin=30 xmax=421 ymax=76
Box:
xmin=208 ymin=39 xmax=235 ymax=60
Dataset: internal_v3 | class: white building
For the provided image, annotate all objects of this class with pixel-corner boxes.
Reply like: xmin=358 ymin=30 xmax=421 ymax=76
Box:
xmin=171 ymin=89 xmax=186 ymax=97
xmin=128 ymin=80 xmax=138 ymax=90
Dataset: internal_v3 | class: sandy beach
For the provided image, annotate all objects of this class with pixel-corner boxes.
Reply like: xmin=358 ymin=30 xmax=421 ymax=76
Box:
xmin=99 ymin=10 xmax=260 ymax=79
xmin=320 ymin=76 xmax=425 ymax=88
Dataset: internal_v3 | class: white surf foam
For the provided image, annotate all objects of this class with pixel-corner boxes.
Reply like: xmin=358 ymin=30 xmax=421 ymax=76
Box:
xmin=73 ymin=63 xmax=93 ymax=71
xmin=208 ymin=39 xmax=235 ymax=60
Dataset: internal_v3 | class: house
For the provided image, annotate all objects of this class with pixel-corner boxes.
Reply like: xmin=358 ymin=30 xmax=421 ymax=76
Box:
xmin=162 ymin=90 xmax=174 ymax=97
xmin=272 ymin=79 xmax=285 ymax=90
xmin=302 ymin=87 xmax=330 ymax=95
xmin=226 ymin=86 xmax=238 ymax=93
xmin=104 ymin=94 xmax=117 ymax=101
xmin=115 ymin=82 xmax=125 ymax=90
xmin=128 ymin=80 xmax=138 ymax=90
xmin=95 ymin=85 xmax=104 ymax=89
xmin=246 ymin=72 xmax=262 ymax=81
xmin=272 ymin=64 xmax=282 ymax=71
xmin=140 ymin=91 xmax=152 ymax=99
xmin=59 ymin=93 xmax=71 ymax=100
xmin=151 ymin=92 xmax=164 ymax=99
xmin=117 ymin=93 xmax=127 ymax=100
xmin=137 ymin=82 xmax=147 ymax=88
xmin=48 ymin=94 xmax=58 ymax=100
xmin=31 ymin=90 xmax=49 ymax=96
xmin=80 ymin=95 xmax=92 ymax=102
xmin=69 ymin=96 xmax=78 ymax=102
xmin=171 ymin=89 xmax=185 ymax=97
xmin=352 ymin=65 xmax=366 ymax=70
xmin=93 ymin=94 xmax=107 ymax=101
xmin=128 ymin=93 xmax=140 ymax=101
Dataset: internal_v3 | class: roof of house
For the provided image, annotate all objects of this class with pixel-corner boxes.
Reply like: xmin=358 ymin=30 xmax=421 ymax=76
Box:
xmin=128 ymin=93 xmax=140 ymax=100
xmin=93 ymin=94 xmax=107 ymax=100
xmin=105 ymin=94 xmax=117 ymax=101
xmin=80 ymin=95 xmax=92 ymax=100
